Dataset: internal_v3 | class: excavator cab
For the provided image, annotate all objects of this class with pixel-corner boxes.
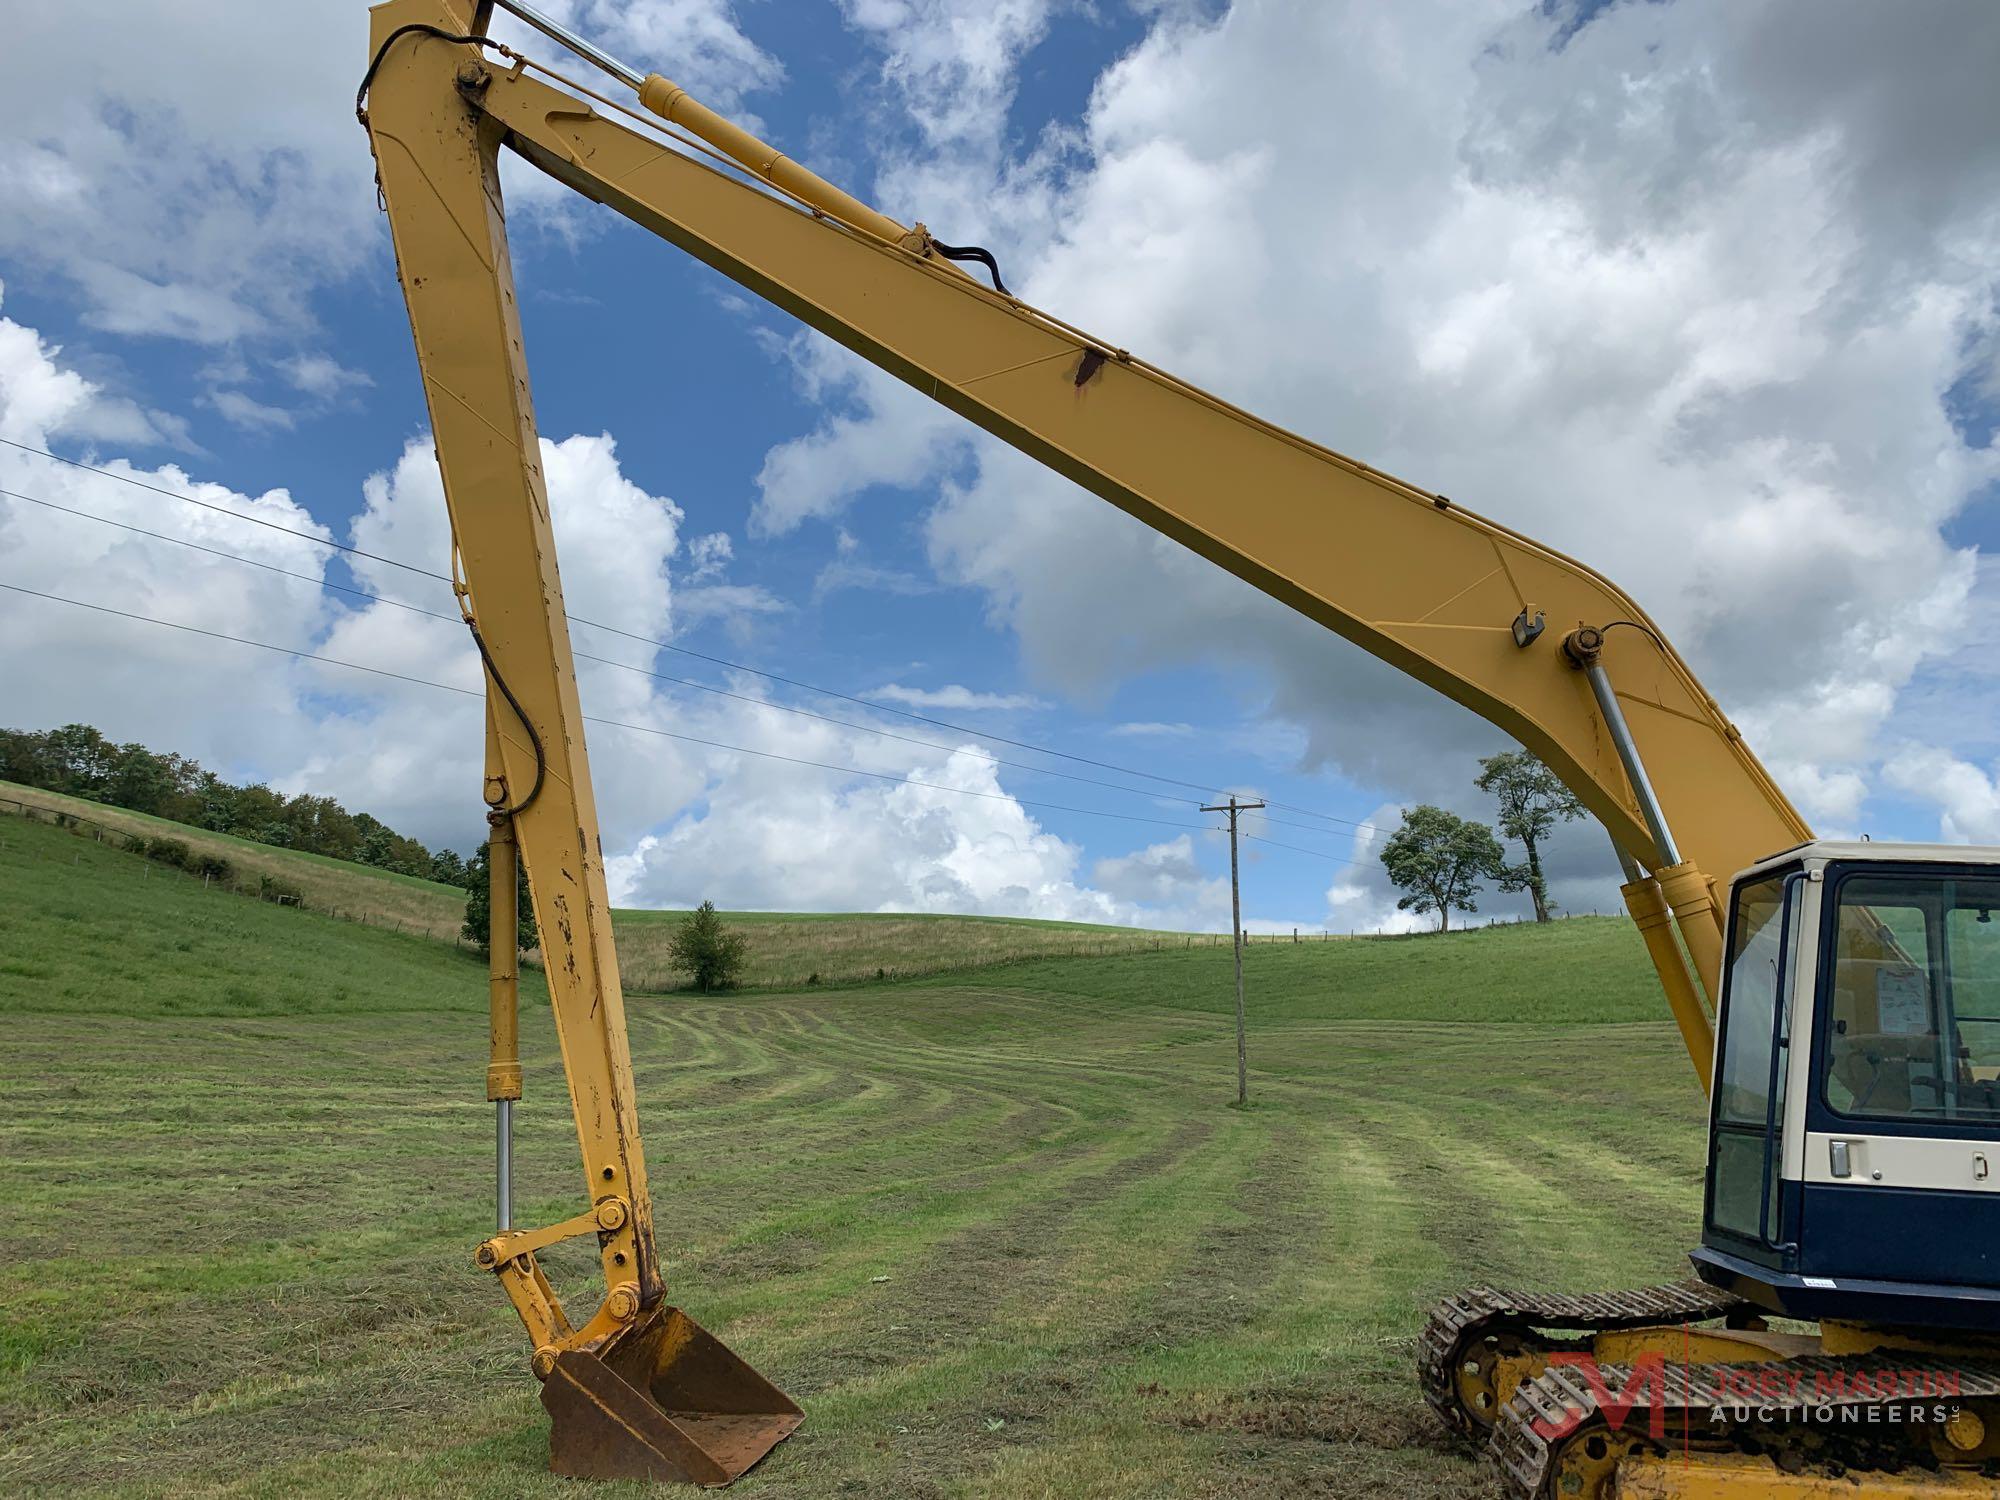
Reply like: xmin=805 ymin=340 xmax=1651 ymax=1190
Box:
xmin=1693 ymin=842 xmax=2000 ymax=1329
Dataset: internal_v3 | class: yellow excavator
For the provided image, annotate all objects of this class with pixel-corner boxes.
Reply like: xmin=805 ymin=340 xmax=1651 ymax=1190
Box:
xmin=360 ymin=2 xmax=2000 ymax=1493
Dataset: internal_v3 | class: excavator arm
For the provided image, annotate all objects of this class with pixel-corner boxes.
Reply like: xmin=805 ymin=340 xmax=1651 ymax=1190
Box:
xmin=360 ymin=0 xmax=1810 ymax=1481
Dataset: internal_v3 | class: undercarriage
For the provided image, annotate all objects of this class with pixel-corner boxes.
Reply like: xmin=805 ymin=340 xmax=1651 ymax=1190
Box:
xmin=1421 ymin=1283 xmax=2000 ymax=1497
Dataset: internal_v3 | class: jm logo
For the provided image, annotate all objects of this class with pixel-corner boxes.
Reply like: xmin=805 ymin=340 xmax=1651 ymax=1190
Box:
xmin=1528 ymin=1353 xmax=1669 ymax=1441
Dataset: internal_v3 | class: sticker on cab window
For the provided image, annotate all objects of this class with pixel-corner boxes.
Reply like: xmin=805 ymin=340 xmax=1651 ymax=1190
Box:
xmin=1877 ymin=968 xmax=1930 ymax=1035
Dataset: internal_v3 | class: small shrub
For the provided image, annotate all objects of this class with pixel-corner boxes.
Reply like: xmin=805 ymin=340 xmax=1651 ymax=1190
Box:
xmin=145 ymin=836 xmax=192 ymax=868
xmin=258 ymin=874 xmax=305 ymax=906
xmin=806 ymin=972 xmax=819 ymax=987
xmin=667 ymin=901 xmax=748 ymax=992
xmin=193 ymin=853 xmax=233 ymax=882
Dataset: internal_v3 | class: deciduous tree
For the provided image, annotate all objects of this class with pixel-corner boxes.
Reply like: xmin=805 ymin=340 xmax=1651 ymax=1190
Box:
xmin=1381 ymin=804 xmax=1506 ymax=933
xmin=1475 ymin=750 xmax=1585 ymax=923
xmin=461 ymin=839 xmax=538 ymax=954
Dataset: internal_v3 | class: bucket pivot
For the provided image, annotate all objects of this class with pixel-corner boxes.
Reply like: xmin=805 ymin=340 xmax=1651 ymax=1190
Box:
xmin=542 ymin=1301 xmax=801 ymax=1485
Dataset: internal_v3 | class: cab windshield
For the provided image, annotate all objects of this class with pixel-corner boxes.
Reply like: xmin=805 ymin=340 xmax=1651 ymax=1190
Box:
xmin=1823 ymin=872 xmax=2000 ymax=1124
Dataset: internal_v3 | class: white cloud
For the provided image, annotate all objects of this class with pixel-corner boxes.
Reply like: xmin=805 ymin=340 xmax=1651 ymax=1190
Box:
xmin=869 ymin=682 xmax=1047 ymax=712
xmin=0 ymin=303 xmax=95 ymax=445
xmin=752 ymin=336 xmax=969 ymax=536
xmin=812 ymin=556 xmax=936 ymax=602
xmin=203 ymin=389 xmax=297 ymax=433
xmin=0 ymin=295 xmax=1231 ymax=926
xmin=685 ymin=531 xmax=734 ymax=580
xmin=1090 ymin=834 xmax=1228 ymax=923
xmin=0 ymin=300 xmax=343 ymax=784
xmin=607 ymin=741 xmax=1198 ymax=923
xmin=674 ymin=583 xmax=790 ymax=627
xmin=279 ymin=354 xmax=373 ymax=400
xmin=0 ymin=1 xmax=779 ymax=353
xmin=491 ymin=0 xmax=783 ymax=114
xmin=766 ymin=0 xmax=2000 ymax=860
xmin=1884 ymin=750 xmax=2000 ymax=846
xmin=0 ymin=307 xmax=687 ymax=853
xmin=837 ymin=0 xmax=1055 ymax=151
xmin=0 ymin=5 xmax=377 ymax=346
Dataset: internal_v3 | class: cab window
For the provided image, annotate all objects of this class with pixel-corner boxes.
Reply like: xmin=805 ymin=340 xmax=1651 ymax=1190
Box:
xmin=1823 ymin=873 xmax=2000 ymax=1123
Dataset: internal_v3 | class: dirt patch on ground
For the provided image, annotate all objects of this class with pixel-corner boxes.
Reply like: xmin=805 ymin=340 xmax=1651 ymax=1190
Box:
xmin=1168 ymin=1382 xmax=1463 ymax=1455
xmin=1145 ymin=1383 xmax=1502 ymax=1500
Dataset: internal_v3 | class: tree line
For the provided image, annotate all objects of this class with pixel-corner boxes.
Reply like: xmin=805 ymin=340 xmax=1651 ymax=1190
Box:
xmin=1380 ymin=749 xmax=1585 ymax=932
xmin=0 ymin=722 xmax=466 ymax=883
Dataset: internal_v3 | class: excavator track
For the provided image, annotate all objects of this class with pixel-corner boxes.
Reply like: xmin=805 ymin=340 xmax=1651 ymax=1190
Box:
xmin=1419 ymin=1281 xmax=1749 ymax=1438
xmin=1492 ymin=1352 xmax=2000 ymax=1498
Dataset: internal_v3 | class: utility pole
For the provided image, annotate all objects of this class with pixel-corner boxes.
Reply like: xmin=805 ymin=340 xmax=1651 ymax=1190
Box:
xmin=1202 ymin=795 xmax=1264 ymax=1106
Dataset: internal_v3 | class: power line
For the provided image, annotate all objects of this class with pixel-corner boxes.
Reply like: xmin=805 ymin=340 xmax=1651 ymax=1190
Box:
xmin=0 ymin=580 xmax=1366 ymax=864
xmin=1 ymin=488 xmax=456 ymax=614
xmin=1244 ymin=810 xmax=1374 ymax=848
xmin=4 ymin=484 xmax=1358 ymax=843
xmin=1243 ymin=831 xmax=1362 ymax=861
xmin=0 ymin=436 xmax=450 ymax=583
xmin=0 ymin=437 xmax=1381 ymax=836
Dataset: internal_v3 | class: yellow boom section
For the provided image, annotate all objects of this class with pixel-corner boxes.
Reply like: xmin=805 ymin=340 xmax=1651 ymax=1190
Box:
xmin=485 ymin=60 xmax=1810 ymax=938
xmin=489 ymin=69 xmax=1810 ymax=885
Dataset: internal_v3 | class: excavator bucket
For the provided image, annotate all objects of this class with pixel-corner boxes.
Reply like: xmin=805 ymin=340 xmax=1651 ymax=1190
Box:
xmin=542 ymin=1302 xmax=801 ymax=1486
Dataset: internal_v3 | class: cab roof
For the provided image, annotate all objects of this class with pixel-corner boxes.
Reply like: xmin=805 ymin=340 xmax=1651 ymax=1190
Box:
xmin=1738 ymin=839 xmax=2000 ymax=882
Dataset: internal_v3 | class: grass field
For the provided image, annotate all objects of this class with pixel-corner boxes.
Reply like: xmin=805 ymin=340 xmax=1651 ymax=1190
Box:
xmin=0 ymin=809 xmax=1709 ymax=1499
xmin=613 ymin=908 xmax=1196 ymax=992
xmin=2 ymin=783 xmax=1204 ymax=988
xmin=0 ymin=780 xmax=466 ymax=940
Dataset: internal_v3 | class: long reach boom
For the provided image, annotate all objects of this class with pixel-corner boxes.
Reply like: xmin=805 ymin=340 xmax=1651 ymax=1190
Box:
xmin=360 ymin=0 xmax=1811 ymax=1481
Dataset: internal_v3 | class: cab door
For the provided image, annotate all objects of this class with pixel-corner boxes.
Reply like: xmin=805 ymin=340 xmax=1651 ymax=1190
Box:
xmin=1705 ymin=869 xmax=1803 ymax=1261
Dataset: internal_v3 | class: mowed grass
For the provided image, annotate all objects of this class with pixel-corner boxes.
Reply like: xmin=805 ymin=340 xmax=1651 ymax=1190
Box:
xmin=614 ymin=908 xmax=1196 ymax=992
xmin=0 ymin=811 xmax=1711 ymax=1499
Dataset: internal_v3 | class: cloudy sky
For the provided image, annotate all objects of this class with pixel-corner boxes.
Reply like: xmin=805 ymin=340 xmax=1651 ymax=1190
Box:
xmin=1 ymin=0 xmax=1996 ymax=933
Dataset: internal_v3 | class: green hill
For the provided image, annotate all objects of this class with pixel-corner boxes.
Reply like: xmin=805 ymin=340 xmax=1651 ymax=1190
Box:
xmin=2 ymin=781 xmax=1197 ymax=988
xmin=0 ymin=791 xmax=1651 ymax=1023
xmin=1 ymin=779 xmax=464 ymax=938
xmin=0 ymin=801 xmax=1698 ymax=1500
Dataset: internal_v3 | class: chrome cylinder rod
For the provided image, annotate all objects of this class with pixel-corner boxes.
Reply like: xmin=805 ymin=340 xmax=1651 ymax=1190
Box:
xmin=1582 ymin=657 xmax=1682 ymax=869
xmin=488 ymin=0 xmax=643 ymax=89
xmin=1609 ymin=834 xmax=1644 ymax=885
xmin=496 ymin=1099 xmax=514 ymax=1232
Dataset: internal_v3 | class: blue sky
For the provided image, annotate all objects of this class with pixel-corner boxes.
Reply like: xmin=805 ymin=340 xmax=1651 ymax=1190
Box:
xmin=2 ymin=0 xmax=1997 ymax=932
